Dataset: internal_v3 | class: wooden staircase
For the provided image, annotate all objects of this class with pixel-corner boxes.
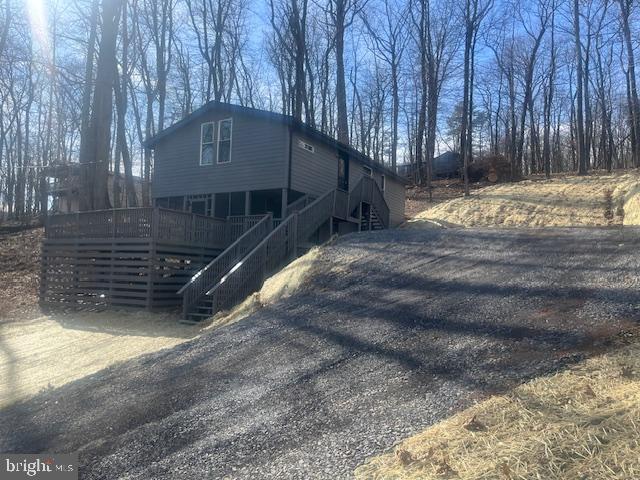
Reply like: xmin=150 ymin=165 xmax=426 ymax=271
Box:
xmin=178 ymin=178 xmax=390 ymax=323
xmin=360 ymin=203 xmax=385 ymax=231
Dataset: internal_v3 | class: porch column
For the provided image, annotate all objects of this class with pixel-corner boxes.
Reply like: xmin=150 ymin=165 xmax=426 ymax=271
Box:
xmin=281 ymin=188 xmax=288 ymax=219
xmin=245 ymin=191 xmax=251 ymax=216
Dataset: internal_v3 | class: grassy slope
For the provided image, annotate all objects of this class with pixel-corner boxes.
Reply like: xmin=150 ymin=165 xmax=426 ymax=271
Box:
xmin=410 ymin=171 xmax=640 ymax=228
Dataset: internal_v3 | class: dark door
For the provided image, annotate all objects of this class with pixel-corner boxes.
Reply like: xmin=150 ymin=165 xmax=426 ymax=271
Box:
xmin=338 ymin=154 xmax=349 ymax=191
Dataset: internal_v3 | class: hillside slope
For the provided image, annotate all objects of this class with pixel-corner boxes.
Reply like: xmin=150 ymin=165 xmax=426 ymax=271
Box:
xmin=410 ymin=171 xmax=640 ymax=228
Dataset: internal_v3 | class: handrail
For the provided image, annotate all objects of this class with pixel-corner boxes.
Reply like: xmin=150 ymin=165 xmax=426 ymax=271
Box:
xmin=226 ymin=214 xmax=269 ymax=244
xmin=285 ymin=194 xmax=316 ymax=217
xmin=206 ymin=214 xmax=298 ymax=309
xmin=206 ymin=188 xmax=336 ymax=314
xmin=347 ymin=176 xmax=390 ymax=228
xmin=333 ymin=189 xmax=349 ymax=219
xmin=178 ymin=213 xmax=273 ymax=318
xmin=297 ymin=189 xmax=335 ymax=241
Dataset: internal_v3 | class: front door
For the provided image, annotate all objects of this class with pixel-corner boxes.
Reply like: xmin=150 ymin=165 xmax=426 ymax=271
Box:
xmin=338 ymin=154 xmax=349 ymax=191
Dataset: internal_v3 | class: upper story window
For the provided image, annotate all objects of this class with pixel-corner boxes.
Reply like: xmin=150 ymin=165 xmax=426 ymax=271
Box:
xmin=200 ymin=122 xmax=215 ymax=165
xmin=217 ymin=118 xmax=232 ymax=164
xmin=298 ymin=139 xmax=315 ymax=153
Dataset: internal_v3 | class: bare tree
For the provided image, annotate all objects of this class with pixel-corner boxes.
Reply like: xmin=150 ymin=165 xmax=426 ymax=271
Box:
xmin=326 ymin=0 xmax=367 ymax=144
xmin=268 ymin=0 xmax=308 ymax=121
xmin=616 ymin=0 xmax=640 ymax=167
xmin=79 ymin=0 xmax=122 ymax=211
xmin=460 ymin=0 xmax=493 ymax=195
xmin=362 ymin=0 xmax=408 ymax=169
xmin=573 ymin=0 xmax=588 ymax=175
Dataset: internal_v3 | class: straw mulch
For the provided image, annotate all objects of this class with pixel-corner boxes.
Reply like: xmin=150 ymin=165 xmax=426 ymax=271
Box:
xmin=409 ymin=171 xmax=640 ymax=228
xmin=355 ymin=337 xmax=640 ymax=479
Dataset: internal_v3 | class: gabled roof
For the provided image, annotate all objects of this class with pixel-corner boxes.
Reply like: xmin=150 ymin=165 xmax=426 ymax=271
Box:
xmin=144 ymin=102 xmax=408 ymax=184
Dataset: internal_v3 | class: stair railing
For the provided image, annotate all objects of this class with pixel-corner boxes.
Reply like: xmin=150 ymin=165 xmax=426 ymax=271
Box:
xmin=284 ymin=194 xmax=316 ymax=217
xmin=348 ymin=176 xmax=390 ymax=229
xmin=363 ymin=176 xmax=390 ymax=228
xmin=297 ymin=189 xmax=335 ymax=241
xmin=178 ymin=213 xmax=273 ymax=318
xmin=207 ymin=189 xmax=335 ymax=314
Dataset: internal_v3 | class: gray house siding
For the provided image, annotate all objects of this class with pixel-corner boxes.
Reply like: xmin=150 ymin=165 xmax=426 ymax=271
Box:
xmin=150 ymin=102 xmax=406 ymax=226
xmin=152 ymin=111 xmax=289 ymax=198
xmin=290 ymin=132 xmax=405 ymax=226
xmin=290 ymin=133 xmax=339 ymax=196
xmin=383 ymin=177 xmax=406 ymax=227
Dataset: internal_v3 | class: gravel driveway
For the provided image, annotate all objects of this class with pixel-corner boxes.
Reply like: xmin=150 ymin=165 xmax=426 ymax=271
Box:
xmin=1 ymin=227 xmax=639 ymax=479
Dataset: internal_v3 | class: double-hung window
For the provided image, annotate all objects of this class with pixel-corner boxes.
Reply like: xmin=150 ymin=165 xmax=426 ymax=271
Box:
xmin=200 ymin=122 xmax=215 ymax=165
xmin=217 ymin=118 xmax=232 ymax=164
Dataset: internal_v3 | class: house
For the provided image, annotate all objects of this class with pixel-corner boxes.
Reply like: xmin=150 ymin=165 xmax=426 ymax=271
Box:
xmin=433 ymin=151 xmax=461 ymax=178
xmin=396 ymin=152 xmax=461 ymax=181
xmin=40 ymin=103 xmax=407 ymax=321
xmin=45 ymin=163 xmax=148 ymax=213
xmin=145 ymin=102 xmax=407 ymax=229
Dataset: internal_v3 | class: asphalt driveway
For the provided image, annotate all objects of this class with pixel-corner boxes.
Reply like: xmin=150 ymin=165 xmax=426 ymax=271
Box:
xmin=1 ymin=227 xmax=639 ymax=479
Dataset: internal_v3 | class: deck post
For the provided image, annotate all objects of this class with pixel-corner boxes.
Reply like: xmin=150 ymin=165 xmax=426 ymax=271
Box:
xmin=281 ymin=188 xmax=288 ymax=218
xmin=245 ymin=191 xmax=251 ymax=216
xmin=148 ymin=208 xmax=160 ymax=310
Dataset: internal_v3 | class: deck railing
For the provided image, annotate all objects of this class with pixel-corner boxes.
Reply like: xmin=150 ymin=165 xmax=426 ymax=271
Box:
xmin=333 ymin=189 xmax=349 ymax=220
xmin=297 ymin=189 xmax=335 ymax=241
xmin=226 ymin=215 xmax=268 ymax=244
xmin=45 ymin=207 xmax=229 ymax=248
xmin=178 ymin=213 xmax=273 ymax=318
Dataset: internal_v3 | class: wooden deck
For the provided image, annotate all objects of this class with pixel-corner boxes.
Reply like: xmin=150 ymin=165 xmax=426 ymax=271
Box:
xmin=40 ymin=177 xmax=391 ymax=318
xmin=40 ymin=208 xmax=237 ymax=310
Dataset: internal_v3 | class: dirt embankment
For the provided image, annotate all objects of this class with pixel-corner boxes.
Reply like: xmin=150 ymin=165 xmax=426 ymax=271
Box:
xmin=409 ymin=171 xmax=640 ymax=228
xmin=0 ymin=226 xmax=43 ymax=321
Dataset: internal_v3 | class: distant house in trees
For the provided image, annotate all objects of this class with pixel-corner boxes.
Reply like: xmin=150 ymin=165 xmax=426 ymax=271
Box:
xmin=45 ymin=163 xmax=147 ymax=213
xmin=397 ymin=152 xmax=462 ymax=181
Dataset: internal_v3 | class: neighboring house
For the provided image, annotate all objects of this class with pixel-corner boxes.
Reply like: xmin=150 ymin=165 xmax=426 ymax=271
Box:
xmin=396 ymin=152 xmax=462 ymax=181
xmin=433 ymin=151 xmax=461 ymax=178
xmin=145 ymin=102 xmax=407 ymax=228
xmin=45 ymin=163 xmax=147 ymax=213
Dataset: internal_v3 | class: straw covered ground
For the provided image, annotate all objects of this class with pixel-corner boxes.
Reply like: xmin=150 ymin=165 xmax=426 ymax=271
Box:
xmin=410 ymin=171 xmax=640 ymax=228
xmin=355 ymin=332 xmax=640 ymax=480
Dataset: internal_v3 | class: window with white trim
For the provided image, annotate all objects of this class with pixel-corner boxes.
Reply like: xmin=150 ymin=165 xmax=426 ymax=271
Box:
xmin=217 ymin=118 xmax=232 ymax=164
xmin=362 ymin=165 xmax=373 ymax=177
xmin=200 ymin=122 xmax=215 ymax=165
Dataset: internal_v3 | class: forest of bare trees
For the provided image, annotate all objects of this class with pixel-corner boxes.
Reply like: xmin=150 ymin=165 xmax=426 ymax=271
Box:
xmin=1 ymin=0 xmax=640 ymax=217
